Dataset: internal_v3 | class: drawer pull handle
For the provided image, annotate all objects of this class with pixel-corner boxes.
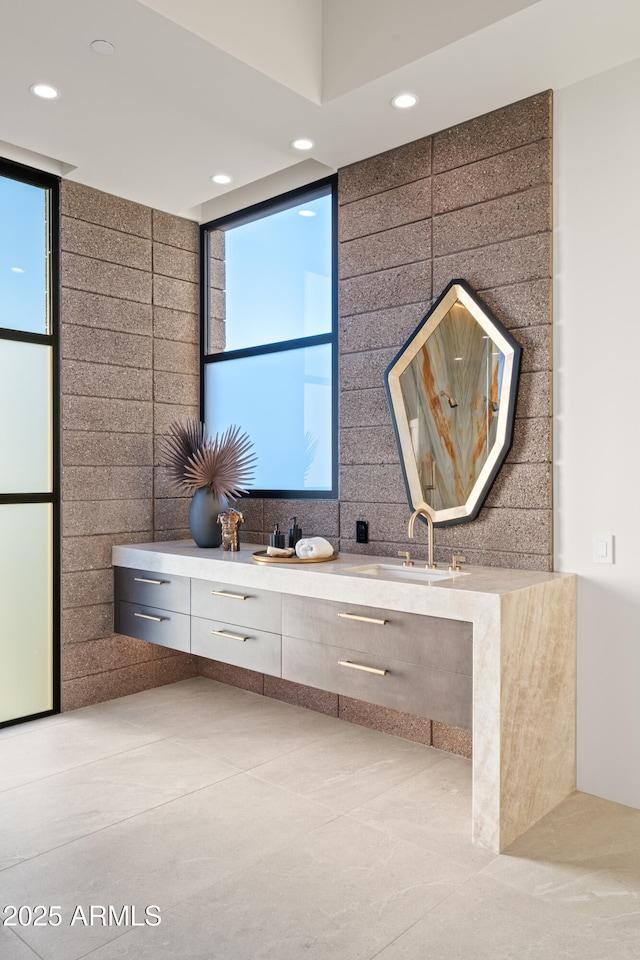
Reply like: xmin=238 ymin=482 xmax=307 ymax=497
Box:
xmin=338 ymin=612 xmax=387 ymax=626
xmin=134 ymin=612 xmax=166 ymax=623
xmin=211 ymin=629 xmax=250 ymax=643
xmin=134 ymin=577 xmax=166 ymax=585
xmin=211 ymin=591 xmax=249 ymax=600
xmin=338 ymin=659 xmax=388 ymax=677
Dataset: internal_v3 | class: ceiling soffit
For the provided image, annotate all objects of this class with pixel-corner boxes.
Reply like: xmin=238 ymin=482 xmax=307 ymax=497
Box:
xmin=137 ymin=0 xmax=540 ymax=103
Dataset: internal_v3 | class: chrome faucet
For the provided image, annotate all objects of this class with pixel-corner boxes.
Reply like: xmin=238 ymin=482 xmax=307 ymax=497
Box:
xmin=407 ymin=507 xmax=437 ymax=569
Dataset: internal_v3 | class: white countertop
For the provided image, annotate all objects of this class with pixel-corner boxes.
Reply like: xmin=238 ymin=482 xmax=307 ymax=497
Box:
xmin=112 ymin=540 xmax=574 ymax=622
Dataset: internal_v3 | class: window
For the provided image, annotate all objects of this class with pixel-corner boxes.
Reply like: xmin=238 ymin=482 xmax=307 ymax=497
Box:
xmin=0 ymin=158 xmax=59 ymax=725
xmin=201 ymin=178 xmax=337 ymax=498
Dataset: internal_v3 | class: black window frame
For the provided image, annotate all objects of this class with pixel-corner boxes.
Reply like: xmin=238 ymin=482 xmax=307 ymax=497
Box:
xmin=0 ymin=156 xmax=61 ymax=727
xmin=199 ymin=176 xmax=338 ymax=500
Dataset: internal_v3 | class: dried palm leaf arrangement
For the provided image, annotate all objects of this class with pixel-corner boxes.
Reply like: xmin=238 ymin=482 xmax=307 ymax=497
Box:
xmin=161 ymin=419 xmax=256 ymax=500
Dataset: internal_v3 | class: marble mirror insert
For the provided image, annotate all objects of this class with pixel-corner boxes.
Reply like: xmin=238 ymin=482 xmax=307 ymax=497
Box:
xmin=385 ymin=279 xmax=521 ymax=526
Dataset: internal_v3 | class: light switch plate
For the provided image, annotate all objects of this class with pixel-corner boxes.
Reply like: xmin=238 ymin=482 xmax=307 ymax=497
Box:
xmin=593 ymin=534 xmax=614 ymax=564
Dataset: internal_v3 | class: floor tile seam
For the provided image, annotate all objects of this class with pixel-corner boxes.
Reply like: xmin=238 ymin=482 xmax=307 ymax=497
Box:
xmin=242 ymin=764 xmax=371 ymax=816
xmin=0 ymin=716 xmax=74 ymax=743
xmin=243 ymin=746 xmax=451 ymax=814
xmin=7 ymin=925 xmax=45 ymax=960
xmin=0 ymin=767 xmax=250 ymax=875
xmin=193 ymin=809 xmax=348 ymax=893
xmin=339 ymin=806 xmax=488 ymax=876
xmin=478 ymin=856 xmax=640 ymax=902
xmin=471 ymin=866 xmax=585 ymax=910
xmin=52 ymin=920 xmax=135 ymax=960
xmin=176 ymin=721 xmax=358 ymax=771
xmin=0 ymin=733 xmax=175 ymax=795
xmin=70 ymin=915 xmax=163 ymax=960
xmin=1 ymin=738 xmax=243 ymax=804
xmin=366 ymin=874 xmax=480 ymax=960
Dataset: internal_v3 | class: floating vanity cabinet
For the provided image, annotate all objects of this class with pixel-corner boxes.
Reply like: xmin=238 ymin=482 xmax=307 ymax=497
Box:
xmin=282 ymin=595 xmax=472 ymax=728
xmin=190 ymin=578 xmax=282 ymax=675
xmin=114 ymin=566 xmax=190 ymax=653
xmin=112 ymin=541 xmax=577 ymax=854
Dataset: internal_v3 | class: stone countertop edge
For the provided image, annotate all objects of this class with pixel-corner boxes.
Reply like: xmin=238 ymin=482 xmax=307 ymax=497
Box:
xmin=112 ymin=540 xmax=575 ymax=622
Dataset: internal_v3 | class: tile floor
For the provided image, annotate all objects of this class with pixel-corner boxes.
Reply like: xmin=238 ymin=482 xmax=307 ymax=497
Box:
xmin=0 ymin=678 xmax=639 ymax=960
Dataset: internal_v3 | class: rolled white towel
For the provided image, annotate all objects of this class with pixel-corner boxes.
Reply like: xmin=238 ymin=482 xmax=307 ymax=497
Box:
xmin=295 ymin=536 xmax=334 ymax=559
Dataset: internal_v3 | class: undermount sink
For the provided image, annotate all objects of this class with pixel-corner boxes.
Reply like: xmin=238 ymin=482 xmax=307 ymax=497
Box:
xmin=340 ymin=563 xmax=467 ymax=584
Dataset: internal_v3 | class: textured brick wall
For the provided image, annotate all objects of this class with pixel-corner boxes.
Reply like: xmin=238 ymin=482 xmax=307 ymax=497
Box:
xmin=59 ymin=89 xmax=552 ymax=722
xmin=60 ymin=182 xmax=200 ymax=709
xmin=244 ymin=92 xmax=553 ymax=571
xmin=337 ymin=91 xmax=553 ymax=570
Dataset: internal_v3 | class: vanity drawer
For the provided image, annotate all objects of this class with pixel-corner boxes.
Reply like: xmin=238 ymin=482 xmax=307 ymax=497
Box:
xmin=115 ymin=600 xmax=190 ymax=652
xmin=192 ymin=616 xmax=281 ymax=675
xmin=191 ymin=578 xmax=281 ymax=632
xmin=282 ymin=595 xmax=472 ymax=676
xmin=114 ymin=566 xmax=190 ymax=615
xmin=282 ymin=635 xmax=471 ymax=729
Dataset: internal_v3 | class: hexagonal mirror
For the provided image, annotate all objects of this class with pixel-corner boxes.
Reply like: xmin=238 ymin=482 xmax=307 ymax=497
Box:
xmin=385 ymin=279 xmax=521 ymax=525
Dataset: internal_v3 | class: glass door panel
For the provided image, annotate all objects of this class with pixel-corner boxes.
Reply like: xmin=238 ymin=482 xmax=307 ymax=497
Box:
xmin=0 ymin=340 xmax=52 ymax=493
xmin=0 ymin=159 xmax=58 ymax=727
xmin=0 ymin=176 xmax=49 ymax=335
xmin=0 ymin=503 xmax=53 ymax=722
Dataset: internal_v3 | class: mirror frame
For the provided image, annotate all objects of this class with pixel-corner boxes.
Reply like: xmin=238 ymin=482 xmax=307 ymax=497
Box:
xmin=385 ymin=279 xmax=521 ymax=526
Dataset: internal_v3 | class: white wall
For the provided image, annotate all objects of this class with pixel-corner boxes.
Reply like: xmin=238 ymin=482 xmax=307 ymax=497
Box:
xmin=554 ymin=57 xmax=640 ymax=809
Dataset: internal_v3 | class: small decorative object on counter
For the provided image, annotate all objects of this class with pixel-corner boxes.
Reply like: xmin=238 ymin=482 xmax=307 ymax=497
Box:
xmin=160 ymin=418 xmax=256 ymax=548
xmin=295 ymin=536 xmax=334 ymax=559
xmin=266 ymin=545 xmax=295 ymax=557
xmin=288 ymin=517 xmax=302 ymax=548
xmin=218 ymin=508 xmax=244 ymax=551
xmin=269 ymin=523 xmax=285 ymax=549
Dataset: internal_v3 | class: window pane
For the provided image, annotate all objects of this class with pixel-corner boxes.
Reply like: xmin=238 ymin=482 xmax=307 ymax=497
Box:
xmin=222 ymin=191 xmax=332 ymax=351
xmin=0 ymin=175 xmax=49 ymax=335
xmin=205 ymin=344 xmax=333 ymax=491
xmin=0 ymin=503 xmax=53 ymax=722
xmin=0 ymin=340 xmax=52 ymax=493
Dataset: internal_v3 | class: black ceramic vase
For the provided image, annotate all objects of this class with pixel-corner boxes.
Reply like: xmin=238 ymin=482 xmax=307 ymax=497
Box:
xmin=189 ymin=487 xmax=228 ymax=548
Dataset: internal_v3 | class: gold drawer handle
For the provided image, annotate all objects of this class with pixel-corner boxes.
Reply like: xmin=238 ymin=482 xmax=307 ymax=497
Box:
xmin=338 ymin=660 xmax=388 ymax=677
xmin=212 ymin=590 xmax=249 ymax=600
xmin=134 ymin=577 xmax=166 ymax=585
xmin=134 ymin=612 xmax=166 ymax=623
xmin=338 ymin=612 xmax=387 ymax=626
xmin=211 ymin=629 xmax=250 ymax=643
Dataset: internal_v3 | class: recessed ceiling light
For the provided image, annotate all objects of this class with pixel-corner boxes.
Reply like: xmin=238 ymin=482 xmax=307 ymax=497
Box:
xmin=299 ymin=210 xmax=316 ymax=217
xmin=91 ymin=39 xmax=115 ymax=55
xmin=30 ymin=83 xmax=59 ymax=100
xmin=391 ymin=93 xmax=418 ymax=109
xmin=291 ymin=138 xmax=314 ymax=151
xmin=211 ymin=174 xmax=232 ymax=185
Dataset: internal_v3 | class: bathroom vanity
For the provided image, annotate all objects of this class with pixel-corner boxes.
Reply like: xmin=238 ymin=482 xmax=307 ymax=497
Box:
xmin=113 ymin=540 xmax=576 ymax=853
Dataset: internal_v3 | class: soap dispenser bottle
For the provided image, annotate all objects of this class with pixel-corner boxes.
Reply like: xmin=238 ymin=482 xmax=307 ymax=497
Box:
xmin=269 ymin=523 xmax=285 ymax=549
xmin=288 ymin=517 xmax=302 ymax=549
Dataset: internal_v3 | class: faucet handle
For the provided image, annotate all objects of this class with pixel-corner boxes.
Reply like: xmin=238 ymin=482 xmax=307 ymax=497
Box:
xmin=398 ymin=550 xmax=414 ymax=567
xmin=450 ymin=554 xmax=467 ymax=572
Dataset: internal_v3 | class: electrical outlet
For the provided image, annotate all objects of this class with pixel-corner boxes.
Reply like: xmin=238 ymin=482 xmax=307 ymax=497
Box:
xmin=356 ymin=520 xmax=369 ymax=544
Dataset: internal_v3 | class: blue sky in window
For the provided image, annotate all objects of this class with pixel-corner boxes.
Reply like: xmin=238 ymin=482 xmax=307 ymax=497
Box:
xmin=205 ymin=343 xmax=332 ymax=491
xmin=224 ymin=192 xmax=332 ymax=351
xmin=0 ymin=175 xmax=48 ymax=334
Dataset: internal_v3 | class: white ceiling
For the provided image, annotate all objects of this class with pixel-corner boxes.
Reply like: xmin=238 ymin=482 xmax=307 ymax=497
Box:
xmin=1 ymin=0 xmax=639 ymax=222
